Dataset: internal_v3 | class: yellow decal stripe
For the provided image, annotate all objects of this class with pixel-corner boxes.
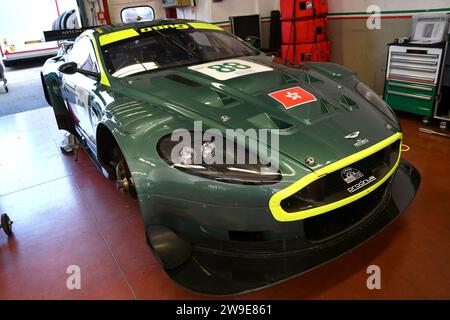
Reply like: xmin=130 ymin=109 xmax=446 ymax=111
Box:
xmin=188 ymin=22 xmax=223 ymax=31
xmin=92 ymin=37 xmax=110 ymax=87
xmin=269 ymin=132 xmax=403 ymax=222
xmin=99 ymin=29 xmax=139 ymax=46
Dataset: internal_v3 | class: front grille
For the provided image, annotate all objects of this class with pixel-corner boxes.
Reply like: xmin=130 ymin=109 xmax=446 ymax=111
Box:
xmin=281 ymin=140 xmax=401 ymax=213
xmin=303 ymin=178 xmax=391 ymax=242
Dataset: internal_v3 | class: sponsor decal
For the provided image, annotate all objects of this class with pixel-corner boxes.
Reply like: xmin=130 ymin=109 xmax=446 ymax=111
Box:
xmin=140 ymin=24 xmax=190 ymax=33
xmin=269 ymin=86 xmax=317 ymax=109
xmin=354 ymin=138 xmax=370 ymax=147
xmin=345 ymin=131 xmax=360 ymax=139
xmin=44 ymin=28 xmax=87 ymax=42
xmin=344 ymin=132 xmax=369 ymax=148
xmin=341 ymin=167 xmax=364 ymax=184
xmin=188 ymin=59 xmax=272 ymax=81
xmin=341 ymin=167 xmax=377 ymax=193
xmin=24 ymin=40 xmax=42 ymax=45
xmin=347 ymin=176 xmax=377 ymax=193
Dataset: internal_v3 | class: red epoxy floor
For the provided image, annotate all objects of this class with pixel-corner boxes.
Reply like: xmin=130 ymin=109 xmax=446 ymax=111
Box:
xmin=0 ymin=107 xmax=449 ymax=299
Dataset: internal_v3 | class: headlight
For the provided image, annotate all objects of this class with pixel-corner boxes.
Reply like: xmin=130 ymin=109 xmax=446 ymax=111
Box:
xmin=157 ymin=132 xmax=281 ymax=185
xmin=355 ymin=82 xmax=398 ymax=123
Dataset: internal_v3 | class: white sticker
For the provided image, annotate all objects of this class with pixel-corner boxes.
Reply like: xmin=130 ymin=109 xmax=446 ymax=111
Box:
xmin=188 ymin=59 xmax=273 ymax=81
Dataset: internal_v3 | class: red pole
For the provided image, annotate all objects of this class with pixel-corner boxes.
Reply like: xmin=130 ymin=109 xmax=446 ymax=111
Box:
xmin=54 ymin=0 xmax=60 ymax=16
xmin=102 ymin=0 xmax=111 ymax=25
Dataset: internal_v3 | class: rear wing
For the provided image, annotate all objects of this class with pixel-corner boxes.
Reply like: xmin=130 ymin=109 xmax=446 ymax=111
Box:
xmin=43 ymin=27 xmax=94 ymax=42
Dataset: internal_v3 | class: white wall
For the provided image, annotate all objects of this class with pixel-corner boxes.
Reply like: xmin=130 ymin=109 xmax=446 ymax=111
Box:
xmin=0 ymin=0 xmax=73 ymax=42
xmin=176 ymin=0 xmax=279 ymax=23
xmin=329 ymin=0 xmax=450 ymax=14
xmin=255 ymin=0 xmax=280 ymax=18
xmin=175 ymin=0 xmax=212 ymax=21
xmin=211 ymin=0 xmax=258 ymax=22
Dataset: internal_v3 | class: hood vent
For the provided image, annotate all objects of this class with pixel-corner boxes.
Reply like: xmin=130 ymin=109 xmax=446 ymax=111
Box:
xmin=340 ymin=94 xmax=359 ymax=111
xmin=307 ymin=74 xmax=324 ymax=84
xmin=282 ymin=74 xmax=299 ymax=85
xmin=248 ymin=113 xmax=294 ymax=130
xmin=270 ymin=116 xmax=294 ymax=130
xmin=282 ymin=72 xmax=323 ymax=85
xmin=166 ymin=74 xmax=202 ymax=87
xmin=215 ymin=90 xmax=239 ymax=106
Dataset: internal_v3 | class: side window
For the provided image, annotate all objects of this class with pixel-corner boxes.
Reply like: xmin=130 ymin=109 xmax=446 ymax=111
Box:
xmin=69 ymin=37 xmax=98 ymax=73
xmin=80 ymin=55 xmax=96 ymax=72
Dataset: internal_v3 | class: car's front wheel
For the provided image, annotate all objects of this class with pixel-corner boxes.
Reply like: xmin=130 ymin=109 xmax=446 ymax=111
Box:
xmin=115 ymin=153 xmax=137 ymax=198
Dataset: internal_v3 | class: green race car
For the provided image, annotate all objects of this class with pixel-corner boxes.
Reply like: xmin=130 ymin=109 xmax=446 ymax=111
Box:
xmin=41 ymin=20 xmax=420 ymax=295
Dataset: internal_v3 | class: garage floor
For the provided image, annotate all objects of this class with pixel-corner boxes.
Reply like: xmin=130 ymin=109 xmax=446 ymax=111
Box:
xmin=0 ymin=107 xmax=449 ymax=299
xmin=0 ymin=60 xmax=48 ymax=117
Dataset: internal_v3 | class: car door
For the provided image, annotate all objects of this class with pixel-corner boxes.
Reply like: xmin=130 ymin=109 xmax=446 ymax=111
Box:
xmin=62 ymin=36 xmax=104 ymax=145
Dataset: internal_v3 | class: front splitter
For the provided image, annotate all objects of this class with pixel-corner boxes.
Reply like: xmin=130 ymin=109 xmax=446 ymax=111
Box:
xmin=165 ymin=160 xmax=420 ymax=296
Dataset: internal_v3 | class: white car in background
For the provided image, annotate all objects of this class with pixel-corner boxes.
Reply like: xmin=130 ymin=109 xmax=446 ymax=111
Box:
xmin=0 ymin=40 xmax=59 ymax=67
xmin=0 ymin=0 xmax=79 ymax=66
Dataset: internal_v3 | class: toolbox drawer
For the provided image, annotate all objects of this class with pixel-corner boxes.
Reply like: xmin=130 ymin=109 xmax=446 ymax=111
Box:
xmin=384 ymin=80 xmax=436 ymax=116
xmin=387 ymin=46 xmax=443 ymax=86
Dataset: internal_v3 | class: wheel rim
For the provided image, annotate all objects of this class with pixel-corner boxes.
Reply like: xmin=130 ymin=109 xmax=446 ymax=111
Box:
xmin=1 ymin=214 xmax=13 ymax=235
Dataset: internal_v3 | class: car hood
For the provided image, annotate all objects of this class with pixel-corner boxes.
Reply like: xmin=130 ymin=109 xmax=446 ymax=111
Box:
xmin=117 ymin=56 xmax=399 ymax=170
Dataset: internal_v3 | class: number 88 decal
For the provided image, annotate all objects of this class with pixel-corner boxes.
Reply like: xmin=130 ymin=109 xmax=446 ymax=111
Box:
xmin=208 ymin=62 xmax=251 ymax=73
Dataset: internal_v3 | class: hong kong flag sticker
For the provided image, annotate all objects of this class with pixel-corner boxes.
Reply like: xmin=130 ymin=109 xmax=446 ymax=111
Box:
xmin=269 ymin=87 xmax=317 ymax=109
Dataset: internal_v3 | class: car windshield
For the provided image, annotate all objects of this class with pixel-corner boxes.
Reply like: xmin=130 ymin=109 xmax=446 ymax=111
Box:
xmin=101 ymin=28 xmax=259 ymax=78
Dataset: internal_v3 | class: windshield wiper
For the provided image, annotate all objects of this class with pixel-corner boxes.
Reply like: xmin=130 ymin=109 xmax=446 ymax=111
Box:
xmin=199 ymin=52 xmax=258 ymax=64
xmin=153 ymin=29 xmax=206 ymax=62
xmin=123 ymin=60 xmax=206 ymax=78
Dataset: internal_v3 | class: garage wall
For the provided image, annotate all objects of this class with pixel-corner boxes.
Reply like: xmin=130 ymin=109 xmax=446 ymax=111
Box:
xmin=175 ymin=0 xmax=278 ymax=21
xmin=176 ymin=0 xmax=279 ymax=48
xmin=328 ymin=0 xmax=450 ymax=93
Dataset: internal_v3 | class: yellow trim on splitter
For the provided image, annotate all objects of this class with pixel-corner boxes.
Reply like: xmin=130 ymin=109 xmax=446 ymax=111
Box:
xmin=269 ymin=132 xmax=403 ymax=222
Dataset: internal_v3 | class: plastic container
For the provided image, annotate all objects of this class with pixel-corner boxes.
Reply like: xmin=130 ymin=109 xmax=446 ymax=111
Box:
xmin=281 ymin=17 xmax=327 ymax=44
xmin=280 ymin=0 xmax=328 ymax=20
xmin=281 ymin=40 xmax=330 ymax=62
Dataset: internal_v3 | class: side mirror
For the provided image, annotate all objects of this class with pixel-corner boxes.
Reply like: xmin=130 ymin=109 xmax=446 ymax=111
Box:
xmin=58 ymin=61 xmax=100 ymax=81
xmin=58 ymin=62 xmax=77 ymax=75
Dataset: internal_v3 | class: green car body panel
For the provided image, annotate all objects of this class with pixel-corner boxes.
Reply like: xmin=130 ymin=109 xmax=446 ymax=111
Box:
xmin=41 ymin=19 xmax=420 ymax=295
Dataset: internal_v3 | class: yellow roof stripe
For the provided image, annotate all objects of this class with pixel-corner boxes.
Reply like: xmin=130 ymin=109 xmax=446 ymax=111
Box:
xmin=188 ymin=22 xmax=223 ymax=31
xmin=99 ymin=29 xmax=140 ymax=46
